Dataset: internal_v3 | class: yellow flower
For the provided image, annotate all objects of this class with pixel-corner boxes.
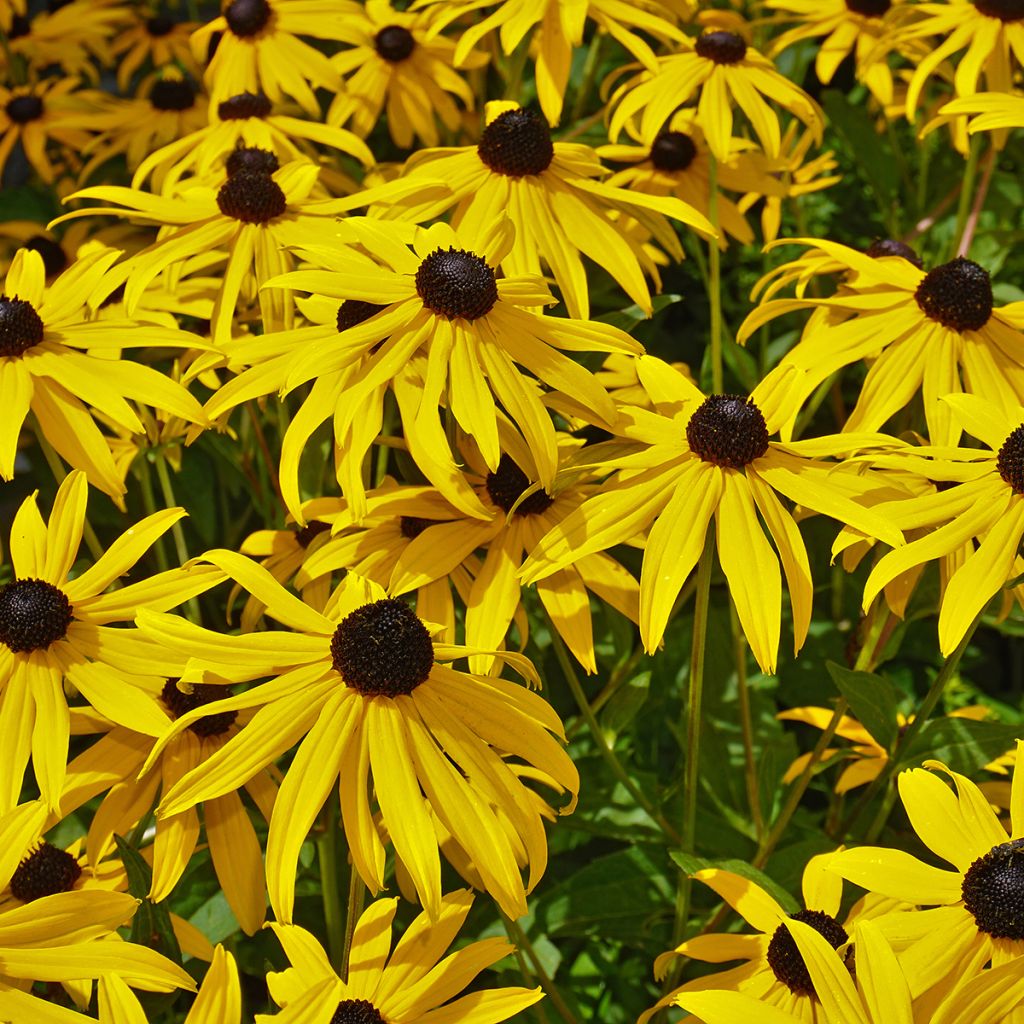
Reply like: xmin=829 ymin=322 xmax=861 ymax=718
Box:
xmin=0 ymin=469 xmax=222 ymax=812
xmin=833 ymin=748 xmax=1024 ymax=999
xmin=260 ymin=891 xmax=542 ymax=1023
xmin=109 ymin=8 xmax=201 ymax=92
xmin=933 ymin=89 xmax=1024 ymax=134
xmin=0 ymin=247 xmax=205 ymax=498
xmin=521 ymin=356 xmax=904 ymax=673
xmin=413 ymin=0 xmax=685 ymax=125
xmin=136 ymin=560 xmax=578 ymax=921
xmin=738 ymin=239 xmax=1024 ymax=446
xmin=326 ymin=0 xmax=488 ymax=148
xmin=607 ymin=28 xmax=823 ymax=163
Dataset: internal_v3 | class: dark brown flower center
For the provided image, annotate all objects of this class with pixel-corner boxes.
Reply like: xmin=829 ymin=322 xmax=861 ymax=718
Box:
xmin=150 ymin=79 xmax=196 ymax=111
xmin=26 ymin=235 xmax=68 ymax=278
xmin=216 ymin=170 xmax=286 ymax=223
xmin=146 ymin=14 xmax=176 ymax=36
xmin=330 ymin=1000 xmax=387 ymax=1024
xmin=974 ymin=0 xmax=1024 ymax=21
xmin=336 ymin=300 xmax=385 ymax=332
xmin=160 ymin=679 xmax=238 ymax=738
xmin=914 ymin=257 xmax=993 ymax=332
xmin=844 ymin=0 xmax=891 ymax=16
xmin=8 ymin=14 xmax=31 ymax=38
xmin=375 ymin=25 xmax=415 ymax=62
xmin=962 ymin=838 xmax=1024 ymax=940
xmin=10 ymin=843 xmax=82 ymax=902
xmin=485 ymin=454 xmax=554 ymax=516
xmin=0 ymin=578 xmax=73 ymax=652
xmin=997 ymin=423 xmax=1024 ymax=495
xmin=650 ymin=131 xmax=698 ymax=172
xmin=400 ymin=516 xmax=437 ymax=539
xmin=224 ymin=0 xmax=271 ymax=37
xmin=0 ymin=295 xmax=45 ymax=356
xmin=6 ymin=94 xmax=43 ymax=124
xmin=695 ymin=31 xmax=747 ymax=64
xmin=865 ymin=238 xmax=922 ymax=268
xmin=478 ymin=108 xmax=554 ymax=177
xmin=330 ymin=598 xmax=434 ymax=697
xmin=416 ymin=247 xmax=498 ymax=320
xmin=767 ymin=909 xmax=849 ymax=997
xmin=218 ymin=91 xmax=272 ymax=120
xmin=225 ymin=145 xmax=279 ymax=176
xmin=686 ymin=395 xmax=769 ymax=469
xmin=294 ymin=520 xmax=330 ymax=548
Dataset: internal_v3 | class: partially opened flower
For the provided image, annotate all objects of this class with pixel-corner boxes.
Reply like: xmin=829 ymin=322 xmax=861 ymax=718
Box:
xmin=136 ymin=559 xmax=578 ymax=921
xmin=413 ymin=0 xmax=685 ymax=125
xmin=0 ymin=470 xmax=222 ymax=812
xmin=607 ymin=30 xmax=823 ymax=162
xmin=0 ymin=247 xmax=206 ymax=498
xmin=260 ymin=892 xmax=542 ymax=1023
xmin=521 ymin=356 xmax=904 ymax=673
xmin=326 ymin=0 xmax=488 ymax=148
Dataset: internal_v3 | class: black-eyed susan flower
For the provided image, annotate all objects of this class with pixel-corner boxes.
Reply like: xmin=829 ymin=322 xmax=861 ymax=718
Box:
xmin=0 ymin=79 xmax=99 ymax=185
xmin=397 ymin=101 xmax=713 ymax=319
xmin=136 ymin=560 xmax=578 ymax=921
xmin=521 ymin=356 xmax=904 ymax=674
xmin=643 ymin=855 xmax=905 ymax=1023
xmin=190 ymin=0 xmax=350 ymax=117
xmin=738 ymin=239 xmax=1024 ymax=446
xmin=247 ymin=218 xmax=642 ymax=520
xmin=326 ymin=0 xmax=487 ymax=148
xmin=110 ymin=8 xmax=200 ymax=92
xmin=414 ymin=0 xmax=685 ymax=125
xmin=859 ymin=395 xmax=1024 ymax=655
xmin=259 ymin=891 xmax=542 ymax=1022
xmin=607 ymin=29 xmax=823 ymax=163
xmin=0 ymin=247 xmax=206 ymax=498
xmin=764 ymin=0 xmax=906 ymax=106
xmin=678 ymin=915 xmax=1024 ymax=1024
xmin=934 ymin=89 xmax=1024 ymax=133
xmin=832 ymin=749 xmax=1024 ymax=995
xmin=0 ymin=469 xmax=222 ymax=813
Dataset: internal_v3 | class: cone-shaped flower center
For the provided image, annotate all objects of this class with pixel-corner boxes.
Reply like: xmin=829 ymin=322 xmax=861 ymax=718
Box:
xmin=400 ymin=515 xmax=437 ymax=539
xmin=695 ymin=30 xmax=747 ymax=64
xmin=336 ymin=299 xmax=384 ymax=332
xmin=0 ymin=578 xmax=73 ymax=652
xmin=330 ymin=598 xmax=434 ymax=697
xmin=767 ymin=910 xmax=849 ymax=996
xmin=686 ymin=395 xmax=769 ymax=469
xmin=161 ymin=679 xmax=238 ymax=738
xmin=5 ymin=94 xmax=43 ymax=124
xmin=865 ymin=238 xmax=922 ymax=267
xmin=216 ymin=170 xmax=287 ymax=223
xmin=225 ymin=0 xmax=271 ymax=36
xmin=330 ymin=1000 xmax=387 ymax=1024
xmin=478 ymin=108 xmax=555 ymax=177
xmin=650 ymin=131 xmax=698 ymax=172
xmin=294 ymin=520 xmax=330 ymax=548
xmin=974 ymin=0 xmax=1024 ymax=21
xmin=997 ymin=424 xmax=1024 ymax=494
xmin=10 ymin=843 xmax=82 ymax=902
xmin=844 ymin=0 xmax=891 ymax=16
xmin=226 ymin=145 xmax=279 ymax=176
xmin=485 ymin=454 xmax=554 ymax=516
xmin=375 ymin=24 xmax=415 ymax=62
xmin=26 ymin=236 xmax=68 ymax=278
xmin=914 ymin=257 xmax=993 ymax=332
xmin=218 ymin=91 xmax=272 ymax=120
xmin=150 ymin=79 xmax=196 ymax=112
xmin=0 ymin=296 xmax=45 ymax=357
xmin=146 ymin=14 xmax=176 ymax=35
xmin=962 ymin=838 xmax=1024 ymax=939
xmin=416 ymin=247 xmax=498 ymax=320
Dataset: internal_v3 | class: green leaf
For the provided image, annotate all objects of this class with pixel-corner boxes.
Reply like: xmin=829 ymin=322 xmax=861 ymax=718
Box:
xmin=669 ymin=851 xmax=800 ymax=915
xmin=600 ymin=671 xmax=650 ymax=741
xmin=821 ymin=90 xmax=899 ymax=207
xmin=902 ymin=717 xmax=1021 ymax=775
xmin=114 ymin=835 xmax=183 ymax=967
xmin=597 ymin=293 xmax=681 ymax=332
xmin=826 ymin=661 xmax=901 ymax=749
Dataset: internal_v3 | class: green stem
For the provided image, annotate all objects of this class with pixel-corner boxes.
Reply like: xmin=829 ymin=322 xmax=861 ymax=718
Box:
xmin=503 ymin=35 xmax=532 ymax=101
xmin=949 ymin=135 xmax=983 ymax=260
xmin=502 ymin=915 xmax=576 ymax=1024
xmin=957 ymin=144 xmax=997 ymax=258
xmin=731 ymin=602 xmax=763 ymax=841
xmin=569 ymin=32 xmax=603 ymax=124
xmin=549 ymin=623 xmax=682 ymax=845
xmin=153 ymin=455 xmax=201 ymax=621
xmin=707 ymin=153 xmax=724 ymax=394
xmin=137 ymin=458 xmax=171 ymax=574
xmin=340 ymin=864 xmax=365 ymax=982
xmin=318 ymin=800 xmax=346 ymax=971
